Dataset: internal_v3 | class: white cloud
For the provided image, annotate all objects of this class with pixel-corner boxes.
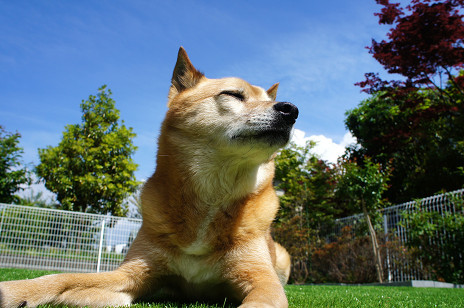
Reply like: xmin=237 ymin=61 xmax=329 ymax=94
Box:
xmin=291 ymin=129 xmax=356 ymax=163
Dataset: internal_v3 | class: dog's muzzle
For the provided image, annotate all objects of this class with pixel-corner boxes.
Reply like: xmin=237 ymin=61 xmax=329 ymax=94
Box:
xmin=273 ymin=102 xmax=299 ymax=125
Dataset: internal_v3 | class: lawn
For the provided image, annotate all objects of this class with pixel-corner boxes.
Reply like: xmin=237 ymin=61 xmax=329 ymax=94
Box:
xmin=1 ymin=268 xmax=464 ymax=307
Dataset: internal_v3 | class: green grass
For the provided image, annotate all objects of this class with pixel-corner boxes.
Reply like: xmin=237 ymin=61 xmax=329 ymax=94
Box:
xmin=1 ymin=268 xmax=464 ymax=307
xmin=285 ymin=284 xmax=464 ymax=307
xmin=0 ymin=267 xmax=62 ymax=281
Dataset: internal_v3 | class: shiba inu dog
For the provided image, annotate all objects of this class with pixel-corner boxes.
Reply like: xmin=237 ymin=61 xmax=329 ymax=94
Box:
xmin=0 ymin=47 xmax=298 ymax=308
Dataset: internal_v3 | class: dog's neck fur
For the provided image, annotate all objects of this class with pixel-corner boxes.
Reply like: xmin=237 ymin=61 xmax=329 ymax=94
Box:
xmin=151 ymin=135 xmax=275 ymax=255
xmin=188 ymin=151 xmax=274 ymax=207
xmin=158 ymin=134 xmax=275 ymax=208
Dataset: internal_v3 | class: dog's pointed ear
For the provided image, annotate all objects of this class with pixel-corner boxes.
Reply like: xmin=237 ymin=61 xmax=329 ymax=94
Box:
xmin=267 ymin=83 xmax=279 ymax=101
xmin=169 ymin=47 xmax=205 ymax=99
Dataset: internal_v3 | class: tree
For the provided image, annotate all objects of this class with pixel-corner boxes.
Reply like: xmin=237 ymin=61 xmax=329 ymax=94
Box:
xmin=274 ymin=141 xmax=339 ymax=227
xmin=346 ymin=84 xmax=464 ymax=203
xmin=273 ymin=141 xmax=339 ymax=283
xmin=335 ymin=157 xmax=391 ymax=283
xmin=358 ymin=0 xmax=464 ymax=94
xmin=348 ymin=0 xmax=464 ymax=203
xmin=0 ymin=126 xmax=31 ymax=203
xmin=36 ymin=86 xmax=140 ymax=216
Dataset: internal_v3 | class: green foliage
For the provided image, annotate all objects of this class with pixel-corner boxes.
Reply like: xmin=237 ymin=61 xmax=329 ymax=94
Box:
xmin=274 ymin=141 xmax=339 ymax=226
xmin=335 ymin=157 xmax=391 ymax=283
xmin=346 ymin=77 xmax=464 ymax=204
xmin=335 ymin=157 xmax=391 ymax=214
xmin=353 ymin=0 xmax=464 ymax=203
xmin=36 ymin=86 xmax=140 ymax=216
xmin=273 ymin=143 xmax=392 ymax=283
xmin=273 ymin=215 xmax=321 ymax=284
xmin=310 ymin=225 xmax=421 ymax=284
xmin=0 ymin=126 xmax=31 ymax=204
xmin=273 ymin=142 xmax=338 ymax=283
xmin=311 ymin=226 xmax=379 ymax=283
xmin=400 ymin=193 xmax=464 ymax=283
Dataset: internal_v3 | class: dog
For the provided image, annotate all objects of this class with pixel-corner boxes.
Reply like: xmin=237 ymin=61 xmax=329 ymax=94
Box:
xmin=0 ymin=47 xmax=298 ymax=308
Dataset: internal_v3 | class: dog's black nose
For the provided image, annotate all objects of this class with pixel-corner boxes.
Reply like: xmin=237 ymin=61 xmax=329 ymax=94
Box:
xmin=274 ymin=102 xmax=299 ymax=125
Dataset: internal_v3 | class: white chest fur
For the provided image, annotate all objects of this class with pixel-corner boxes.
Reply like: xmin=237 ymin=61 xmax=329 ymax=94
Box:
xmin=169 ymin=254 xmax=222 ymax=284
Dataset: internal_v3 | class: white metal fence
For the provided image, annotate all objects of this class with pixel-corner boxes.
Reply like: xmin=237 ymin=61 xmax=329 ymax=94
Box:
xmin=1 ymin=189 xmax=463 ymax=281
xmin=0 ymin=204 xmax=141 ymax=273
xmin=324 ymin=188 xmax=464 ymax=282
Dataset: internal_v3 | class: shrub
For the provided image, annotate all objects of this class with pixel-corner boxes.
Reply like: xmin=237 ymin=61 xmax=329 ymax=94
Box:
xmin=310 ymin=226 xmax=421 ymax=284
xmin=273 ymin=216 xmax=322 ymax=284
xmin=310 ymin=226 xmax=378 ymax=283
xmin=401 ymin=194 xmax=464 ymax=283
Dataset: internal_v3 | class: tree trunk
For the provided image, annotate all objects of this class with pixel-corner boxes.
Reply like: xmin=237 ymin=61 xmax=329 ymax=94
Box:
xmin=362 ymin=203 xmax=384 ymax=283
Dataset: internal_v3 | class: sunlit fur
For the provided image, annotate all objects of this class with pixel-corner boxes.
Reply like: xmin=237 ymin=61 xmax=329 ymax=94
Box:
xmin=0 ymin=47 xmax=293 ymax=308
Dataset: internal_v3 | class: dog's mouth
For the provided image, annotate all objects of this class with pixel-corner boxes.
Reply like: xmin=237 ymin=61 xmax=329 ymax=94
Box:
xmin=231 ymin=127 xmax=292 ymax=147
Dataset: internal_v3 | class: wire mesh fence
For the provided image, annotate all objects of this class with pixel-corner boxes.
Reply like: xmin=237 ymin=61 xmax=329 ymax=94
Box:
xmin=0 ymin=204 xmax=141 ymax=273
xmin=322 ymin=188 xmax=464 ymax=282
xmin=0 ymin=189 xmax=463 ymax=281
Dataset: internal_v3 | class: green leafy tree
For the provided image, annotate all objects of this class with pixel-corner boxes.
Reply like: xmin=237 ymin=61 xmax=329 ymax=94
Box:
xmin=335 ymin=157 xmax=391 ymax=283
xmin=350 ymin=0 xmax=464 ymax=203
xmin=273 ymin=142 xmax=338 ymax=283
xmin=0 ymin=126 xmax=31 ymax=203
xmin=274 ymin=141 xmax=339 ymax=227
xmin=346 ymin=81 xmax=464 ymax=203
xmin=36 ymin=86 xmax=140 ymax=216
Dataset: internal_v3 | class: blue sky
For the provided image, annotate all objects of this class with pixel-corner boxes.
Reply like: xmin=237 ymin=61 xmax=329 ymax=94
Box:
xmin=1 ymin=0 xmax=389 ymax=196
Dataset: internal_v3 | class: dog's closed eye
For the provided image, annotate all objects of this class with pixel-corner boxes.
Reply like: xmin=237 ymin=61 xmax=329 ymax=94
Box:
xmin=219 ymin=90 xmax=245 ymax=101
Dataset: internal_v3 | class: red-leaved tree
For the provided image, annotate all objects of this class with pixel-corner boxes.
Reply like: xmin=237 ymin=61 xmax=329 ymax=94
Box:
xmin=346 ymin=0 xmax=464 ymax=203
xmin=358 ymin=0 xmax=464 ymax=95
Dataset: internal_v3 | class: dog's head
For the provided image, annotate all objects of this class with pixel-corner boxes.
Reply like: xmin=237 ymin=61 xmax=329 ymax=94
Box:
xmin=164 ymin=47 xmax=298 ymax=162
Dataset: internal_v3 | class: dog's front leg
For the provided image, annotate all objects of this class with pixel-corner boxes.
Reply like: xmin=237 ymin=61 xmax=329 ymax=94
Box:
xmin=0 ymin=259 xmax=154 ymax=308
xmin=0 ymin=271 xmax=129 ymax=308
xmin=224 ymin=240 xmax=288 ymax=308
xmin=238 ymin=278 xmax=287 ymax=308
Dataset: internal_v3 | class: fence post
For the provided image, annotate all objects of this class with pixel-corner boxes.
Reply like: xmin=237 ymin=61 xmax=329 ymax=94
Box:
xmin=383 ymin=214 xmax=392 ymax=282
xmin=0 ymin=207 xmax=5 ymax=236
xmin=96 ymin=219 xmax=105 ymax=273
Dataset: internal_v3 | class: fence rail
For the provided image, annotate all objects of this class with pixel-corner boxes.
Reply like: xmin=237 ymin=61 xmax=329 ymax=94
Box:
xmin=0 ymin=204 xmax=141 ymax=273
xmin=325 ymin=188 xmax=464 ymax=282
xmin=1 ymin=189 xmax=463 ymax=281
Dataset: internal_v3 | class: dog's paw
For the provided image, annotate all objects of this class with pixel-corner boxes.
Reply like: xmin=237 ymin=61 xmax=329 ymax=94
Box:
xmin=0 ymin=281 xmax=27 ymax=308
xmin=238 ymin=303 xmax=276 ymax=308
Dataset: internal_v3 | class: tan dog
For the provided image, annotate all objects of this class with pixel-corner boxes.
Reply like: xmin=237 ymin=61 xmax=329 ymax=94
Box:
xmin=0 ymin=47 xmax=297 ymax=308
